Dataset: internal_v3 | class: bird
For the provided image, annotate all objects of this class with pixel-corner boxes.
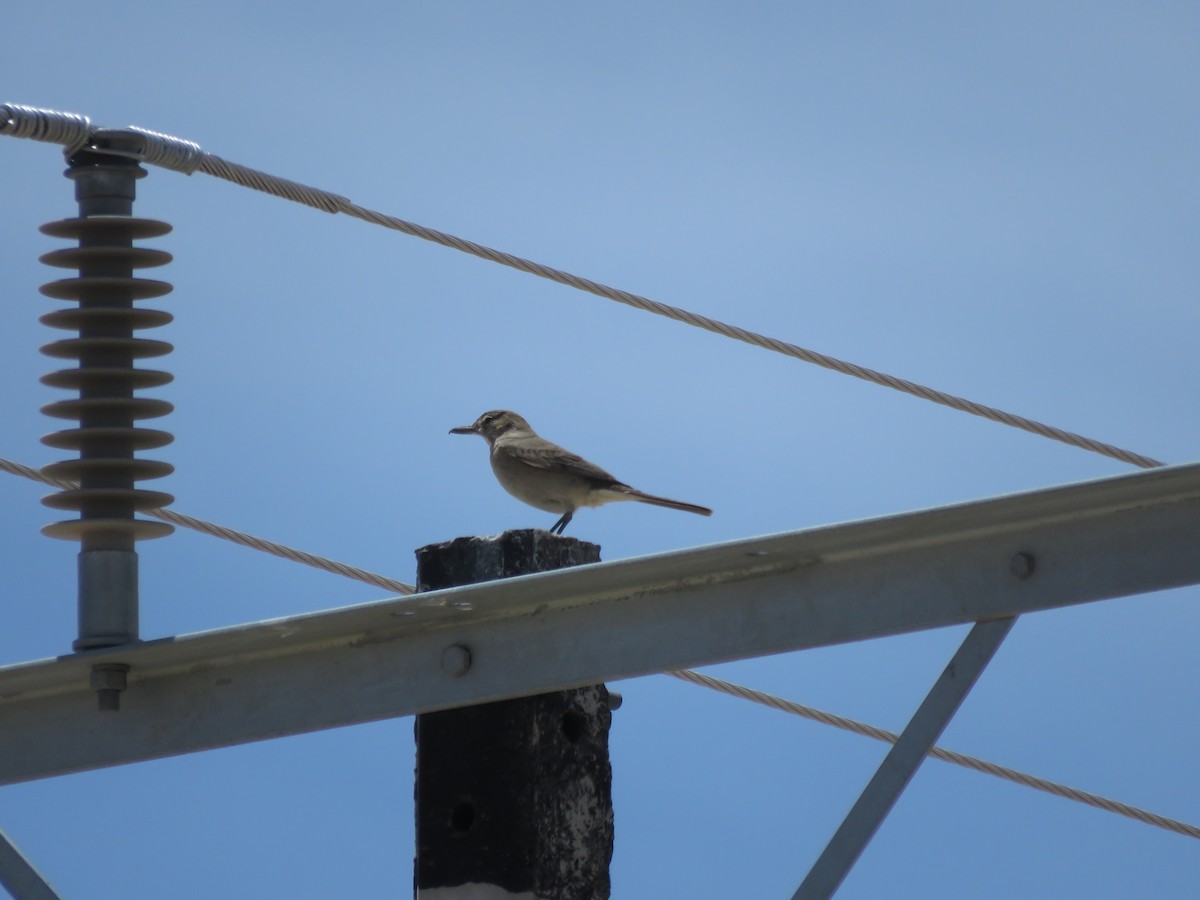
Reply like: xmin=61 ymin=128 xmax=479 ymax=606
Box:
xmin=449 ymin=410 xmax=713 ymax=535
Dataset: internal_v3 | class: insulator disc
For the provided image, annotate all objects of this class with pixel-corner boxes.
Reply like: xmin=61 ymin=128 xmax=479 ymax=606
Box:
xmin=42 ymin=518 xmax=174 ymax=544
xmin=40 ymin=307 xmax=174 ymax=331
xmin=41 ymin=458 xmax=175 ymax=482
xmin=40 ymin=368 xmax=174 ymax=390
xmin=40 ymin=337 xmax=174 ymax=360
xmin=42 ymin=487 xmax=175 ymax=512
xmin=41 ymin=426 xmax=174 ymax=451
xmin=39 ymin=245 xmax=173 ymax=269
xmin=39 ymin=216 xmax=172 ymax=240
xmin=40 ymin=276 xmax=173 ymax=301
xmin=41 ymin=396 xmax=174 ymax=421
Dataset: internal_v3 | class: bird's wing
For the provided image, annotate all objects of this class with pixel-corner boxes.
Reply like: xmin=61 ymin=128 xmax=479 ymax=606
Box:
xmin=507 ymin=440 xmax=623 ymax=487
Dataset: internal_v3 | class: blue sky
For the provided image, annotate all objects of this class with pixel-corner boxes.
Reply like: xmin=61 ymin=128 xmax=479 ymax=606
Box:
xmin=2 ymin=3 xmax=1198 ymax=897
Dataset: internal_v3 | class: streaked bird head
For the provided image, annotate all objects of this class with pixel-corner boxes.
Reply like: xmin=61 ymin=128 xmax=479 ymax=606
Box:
xmin=450 ymin=410 xmax=533 ymax=443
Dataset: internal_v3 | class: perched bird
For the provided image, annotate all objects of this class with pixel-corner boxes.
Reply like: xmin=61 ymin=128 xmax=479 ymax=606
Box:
xmin=450 ymin=410 xmax=713 ymax=534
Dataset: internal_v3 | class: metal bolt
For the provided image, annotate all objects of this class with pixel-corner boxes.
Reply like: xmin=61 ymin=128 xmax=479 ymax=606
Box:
xmin=1009 ymin=552 xmax=1036 ymax=580
xmin=90 ymin=663 xmax=130 ymax=712
xmin=441 ymin=644 xmax=472 ymax=677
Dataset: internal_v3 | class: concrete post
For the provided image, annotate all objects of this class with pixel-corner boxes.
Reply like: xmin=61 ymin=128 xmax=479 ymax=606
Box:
xmin=414 ymin=529 xmax=614 ymax=899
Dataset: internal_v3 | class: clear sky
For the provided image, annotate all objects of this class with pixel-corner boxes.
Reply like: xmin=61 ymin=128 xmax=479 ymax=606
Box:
xmin=2 ymin=3 xmax=1198 ymax=898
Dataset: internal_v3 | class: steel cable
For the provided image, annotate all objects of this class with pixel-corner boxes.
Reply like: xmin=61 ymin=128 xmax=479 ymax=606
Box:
xmin=669 ymin=668 xmax=1200 ymax=841
xmin=0 ymin=103 xmax=1165 ymax=470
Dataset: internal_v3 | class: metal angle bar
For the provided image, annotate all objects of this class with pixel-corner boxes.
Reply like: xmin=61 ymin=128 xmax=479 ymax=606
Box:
xmin=792 ymin=617 xmax=1016 ymax=900
xmin=1 ymin=463 xmax=1199 ymax=785
xmin=0 ymin=829 xmax=62 ymax=900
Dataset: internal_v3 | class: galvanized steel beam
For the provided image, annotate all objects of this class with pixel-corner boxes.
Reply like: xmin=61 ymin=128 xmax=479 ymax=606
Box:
xmin=0 ymin=828 xmax=62 ymax=900
xmin=793 ymin=617 xmax=1017 ymax=899
xmin=1 ymin=462 xmax=1199 ymax=785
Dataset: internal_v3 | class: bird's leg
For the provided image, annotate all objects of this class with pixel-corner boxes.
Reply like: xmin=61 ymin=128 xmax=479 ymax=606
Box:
xmin=550 ymin=511 xmax=574 ymax=535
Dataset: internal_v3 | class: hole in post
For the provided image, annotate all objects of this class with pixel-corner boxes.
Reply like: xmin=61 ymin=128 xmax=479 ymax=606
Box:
xmin=562 ymin=708 xmax=588 ymax=743
xmin=450 ymin=801 xmax=476 ymax=834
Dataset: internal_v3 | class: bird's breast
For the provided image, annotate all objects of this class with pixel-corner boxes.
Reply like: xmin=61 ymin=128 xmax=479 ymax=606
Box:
xmin=489 ymin=445 xmax=584 ymax=513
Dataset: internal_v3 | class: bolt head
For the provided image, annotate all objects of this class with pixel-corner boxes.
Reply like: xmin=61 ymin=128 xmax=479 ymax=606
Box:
xmin=1010 ymin=552 xmax=1036 ymax=580
xmin=440 ymin=644 xmax=472 ymax=677
xmin=90 ymin=663 xmax=130 ymax=712
xmin=89 ymin=663 xmax=130 ymax=691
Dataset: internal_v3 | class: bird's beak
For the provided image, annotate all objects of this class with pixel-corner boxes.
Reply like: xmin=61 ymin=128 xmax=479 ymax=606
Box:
xmin=449 ymin=425 xmax=477 ymax=435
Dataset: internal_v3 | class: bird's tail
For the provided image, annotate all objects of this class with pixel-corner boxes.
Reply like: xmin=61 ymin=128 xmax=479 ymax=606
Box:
xmin=627 ymin=490 xmax=713 ymax=517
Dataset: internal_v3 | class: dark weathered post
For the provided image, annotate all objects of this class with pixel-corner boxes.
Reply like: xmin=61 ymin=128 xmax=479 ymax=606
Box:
xmin=414 ymin=529 xmax=614 ymax=900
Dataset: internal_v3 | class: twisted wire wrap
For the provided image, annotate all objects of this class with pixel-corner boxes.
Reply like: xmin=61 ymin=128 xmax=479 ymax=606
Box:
xmin=128 ymin=126 xmax=205 ymax=174
xmin=668 ymin=668 xmax=1200 ymax=841
xmin=0 ymin=104 xmax=93 ymax=155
